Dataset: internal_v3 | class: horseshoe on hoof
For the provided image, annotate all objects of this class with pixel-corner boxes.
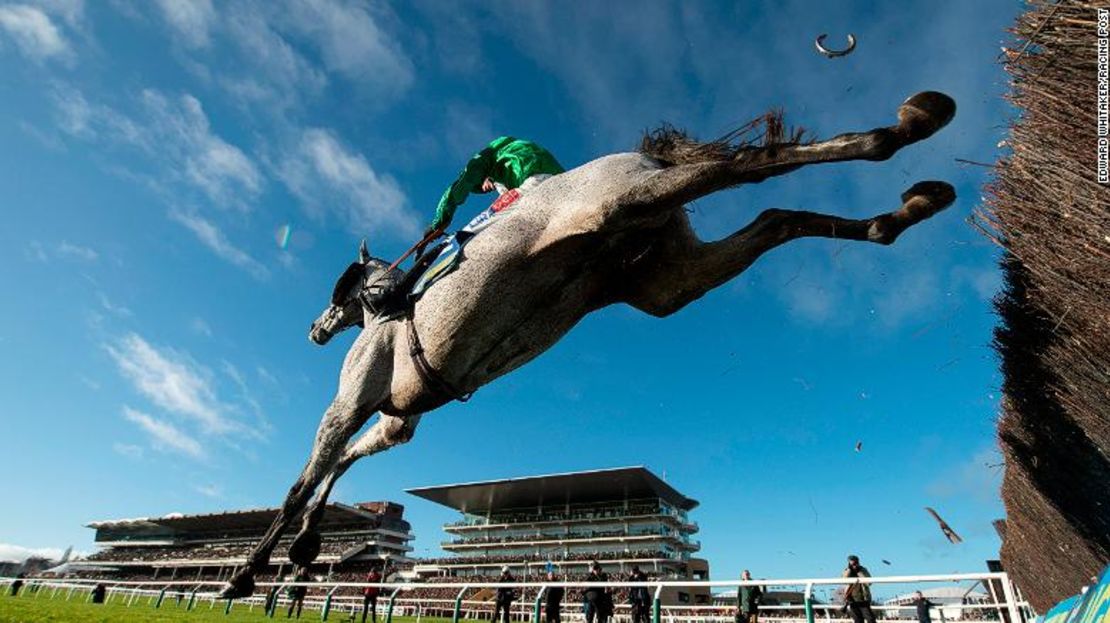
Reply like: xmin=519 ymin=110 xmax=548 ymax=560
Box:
xmin=815 ymin=33 xmax=856 ymax=58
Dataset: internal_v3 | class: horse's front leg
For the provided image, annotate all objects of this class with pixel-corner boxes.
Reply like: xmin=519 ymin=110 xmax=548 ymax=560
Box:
xmin=625 ymin=181 xmax=955 ymax=316
xmin=624 ymin=91 xmax=956 ymax=209
xmin=287 ymin=414 xmax=422 ymax=567
xmin=220 ymin=328 xmax=396 ymax=598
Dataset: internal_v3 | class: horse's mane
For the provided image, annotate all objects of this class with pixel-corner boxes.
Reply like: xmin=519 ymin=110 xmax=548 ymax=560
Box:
xmin=638 ymin=109 xmax=807 ymax=166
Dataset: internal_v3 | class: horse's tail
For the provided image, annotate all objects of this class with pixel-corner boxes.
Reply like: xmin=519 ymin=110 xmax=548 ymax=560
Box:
xmin=638 ymin=109 xmax=806 ymax=166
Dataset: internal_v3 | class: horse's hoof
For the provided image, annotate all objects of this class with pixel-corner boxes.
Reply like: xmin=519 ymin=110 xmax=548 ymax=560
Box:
xmin=897 ymin=91 xmax=956 ymax=139
xmin=288 ymin=529 xmax=322 ymax=567
xmin=899 ymin=181 xmax=956 ymax=219
xmin=869 ymin=181 xmax=956 ymax=244
xmin=219 ymin=572 xmax=255 ymax=599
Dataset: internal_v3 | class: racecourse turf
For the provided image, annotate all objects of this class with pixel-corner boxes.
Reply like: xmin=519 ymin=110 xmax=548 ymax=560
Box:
xmin=0 ymin=591 xmax=462 ymax=623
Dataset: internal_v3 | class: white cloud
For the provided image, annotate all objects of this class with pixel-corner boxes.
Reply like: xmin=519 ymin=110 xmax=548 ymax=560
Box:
xmin=155 ymin=0 xmax=214 ymax=49
xmin=78 ymin=374 xmax=101 ymax=390
xmin=24 ymin=241 xmax=48 ymax=262
xmin=139 ymin=90 xmax=262 ymax=207
xmin=112 ymin=442 xmax=143 ymax=459
xmin=0 ymin=543 xmax=68 ymax=564
xmin=193 ymin=483 xmax=222 ymax=498
xmin=282 ymin=0 xmax=412 ymax=91
xmin=190 ymin=316 xmax=213 ymax=337
xmin=0 ymin=3 xmax=72 ymax=63
xmin=51 ymin=86 xmax=269 ymax=272
xmin=106 ymin=333 xmax=233 ymax=435
xmin=122 ymin=406 xmax=205 ymax=459
xmin=222 ymin=7 xmax=327 ymax=109
xmin=96 ymin=291 xmax=133 ymax=318
xmin=56 ymin=240 xmax=98 ymax=261
xmin=35 ymin=0 xmax=85 ymax=29
xmin=52 ymin=86 xmax=262 ymax=209
xmin=169 ymin=211 xmax=269 ymax=280
xmin=151 ymin=0 xmax=412 ymax=111
xmin=279 ymin=128 xmax=416 ymax=236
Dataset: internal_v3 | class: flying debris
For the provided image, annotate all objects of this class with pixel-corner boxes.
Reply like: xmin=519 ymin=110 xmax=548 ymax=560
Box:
xmin=925 ymin=507 xmax=963 ymax=544
xmin=815 ymin=33 xmax=857 ymax=58
xmin=854 ymin=441 xmax=863 ymax=453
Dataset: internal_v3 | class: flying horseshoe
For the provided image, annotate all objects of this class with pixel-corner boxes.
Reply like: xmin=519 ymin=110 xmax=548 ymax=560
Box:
xmin=815 ymin=33 xmax=857 ymax=58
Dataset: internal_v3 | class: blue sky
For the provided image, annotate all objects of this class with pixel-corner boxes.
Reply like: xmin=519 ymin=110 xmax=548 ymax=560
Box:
xmin=0 ymin=0 xmax=1019 ymax=587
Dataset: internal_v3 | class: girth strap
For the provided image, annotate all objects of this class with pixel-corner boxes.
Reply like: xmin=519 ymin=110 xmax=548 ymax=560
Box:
xmin=405 ymin=311 xmax=471 ymax=403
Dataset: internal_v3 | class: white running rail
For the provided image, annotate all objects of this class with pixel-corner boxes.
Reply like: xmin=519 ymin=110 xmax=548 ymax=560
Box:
xmin=0 ymin=572 xmax=1035 ymax=623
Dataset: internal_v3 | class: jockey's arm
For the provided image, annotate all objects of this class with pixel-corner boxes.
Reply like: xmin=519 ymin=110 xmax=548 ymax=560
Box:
xmin=431 ymin=145 xmax=497 ymax=232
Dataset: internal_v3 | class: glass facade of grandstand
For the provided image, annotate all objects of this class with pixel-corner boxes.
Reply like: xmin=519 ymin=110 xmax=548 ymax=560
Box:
xmin=69 ymin=501 xmax=414 ymax=594
xmin=407 ymin=467 xmax=707 ymax=583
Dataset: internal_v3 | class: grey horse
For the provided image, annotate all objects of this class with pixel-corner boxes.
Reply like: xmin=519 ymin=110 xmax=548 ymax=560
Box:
xmin=222 ymin=91 xmax=957 ymax=597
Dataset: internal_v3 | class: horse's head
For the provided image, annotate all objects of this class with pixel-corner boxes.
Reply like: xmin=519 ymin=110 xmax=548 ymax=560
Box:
xmin=309 ymin=240 xmax=391 ymax=345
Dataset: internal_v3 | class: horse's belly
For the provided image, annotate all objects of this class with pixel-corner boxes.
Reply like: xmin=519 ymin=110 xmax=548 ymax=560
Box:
xmin=410 ymin=233 xmax=597 ymax=391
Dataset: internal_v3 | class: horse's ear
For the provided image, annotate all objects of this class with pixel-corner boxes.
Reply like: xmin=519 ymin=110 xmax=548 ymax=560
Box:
xmin=358 ymin=239 xmax=370 ymax=264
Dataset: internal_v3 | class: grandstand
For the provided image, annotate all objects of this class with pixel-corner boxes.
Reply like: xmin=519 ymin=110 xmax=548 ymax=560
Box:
xmin=407 ymin=466 xmax=711 ymax=604
xmin=69 ymin=501 xmax=413 ymax=594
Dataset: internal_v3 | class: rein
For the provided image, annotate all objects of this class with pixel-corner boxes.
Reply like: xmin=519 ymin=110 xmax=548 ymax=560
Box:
xmin=404 ymin=308 xmax=472 ymax=403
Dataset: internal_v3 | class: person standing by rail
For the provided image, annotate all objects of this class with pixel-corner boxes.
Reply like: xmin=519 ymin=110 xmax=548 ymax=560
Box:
xmin=544 ymin=570 xmax=565 ymax=623
xmin=362 ymin=566 xmax=382 ymax=623
xmin=493 ymin=566 xmax=516 ymax=623
xmin=583 ymin=561 xmax=612 ymax=623
xmin=842 ymin=555 xmax=876 ymax=623
xmin=629 ymin=565 xmax=651 ymax=623
xmin=737 ymin=570 xmax=762 ymax=623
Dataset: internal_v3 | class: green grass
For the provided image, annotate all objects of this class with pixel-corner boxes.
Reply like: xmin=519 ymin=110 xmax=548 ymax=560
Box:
xmin=0 ymin=591 xmax=464 ymax=623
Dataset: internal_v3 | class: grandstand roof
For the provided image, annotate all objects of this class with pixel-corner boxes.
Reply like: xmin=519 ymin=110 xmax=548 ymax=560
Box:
xmin=406 ymin=466 xmax=698 ymax=513
xmin=87 ymin=502 xmax=409 ymax=534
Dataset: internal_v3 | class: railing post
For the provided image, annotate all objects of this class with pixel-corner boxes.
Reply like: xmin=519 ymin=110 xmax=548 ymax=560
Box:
xmin=386 ymin=587 xmax=401 ymax=623
xmin=652 ymin=584 xmax=663 ymax=623
xmin=453 ymin=585 xmax=469 ymax=623
xmin=999 ymin=573 xmax=1024 ymax=623
xmin=266 ymin=585 xmax=280 ymax=618
xmin=323 ymin=585 xmax=339 ymax=621
xmin=804 ymin=582 xmax=815 ymax=623
xmin=534 ymin=586 xmax=547 ymax=623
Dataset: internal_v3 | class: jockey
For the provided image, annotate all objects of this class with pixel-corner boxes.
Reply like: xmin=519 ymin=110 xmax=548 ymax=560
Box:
xmin=366 ymin=136 xmax=564 ymax=317
xmin=428 ymin=135 xmax=565 ymax=237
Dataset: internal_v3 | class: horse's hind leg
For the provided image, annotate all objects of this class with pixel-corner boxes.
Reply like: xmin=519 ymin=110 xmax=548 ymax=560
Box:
xmin=626 ymin=181 xmax=956 ymax=316
xmin=220 ymin=328 xmax=396 ymax=599
xmin=287 ymin=414 xmax=422 ymax=567
xmin=625 ymin=92 xmax=956 ymax=209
